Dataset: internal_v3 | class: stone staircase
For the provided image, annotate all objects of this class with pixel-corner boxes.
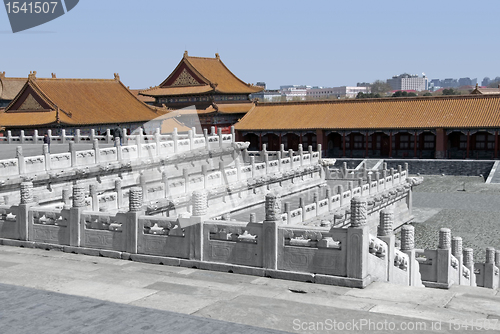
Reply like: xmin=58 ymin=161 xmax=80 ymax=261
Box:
xmin=355 ymin=159 xmax=384 ymax=171
xmin=486 ymin=161 xmax=500 ymax=183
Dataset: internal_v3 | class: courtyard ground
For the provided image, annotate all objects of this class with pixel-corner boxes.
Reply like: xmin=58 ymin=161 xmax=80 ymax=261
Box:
xmin=412 ymin=175 xmax=500 ymax=262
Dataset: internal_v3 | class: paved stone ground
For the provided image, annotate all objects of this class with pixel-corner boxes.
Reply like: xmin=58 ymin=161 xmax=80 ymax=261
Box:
xmin=412 ymin=175 xmax=500 ymax=262
xmin=0 ymin=245 xmax=499 ymax=333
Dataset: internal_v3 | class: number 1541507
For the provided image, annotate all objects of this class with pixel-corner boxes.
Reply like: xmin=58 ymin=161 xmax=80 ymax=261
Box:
xmin=5 ymin=2 xmax=58 ymax=14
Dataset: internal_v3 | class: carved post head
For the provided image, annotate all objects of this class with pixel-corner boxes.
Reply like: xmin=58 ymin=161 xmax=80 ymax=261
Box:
xmin=463 ymin=248 xmax=474 ymax=268
xmin=378 ymin=209 xmax=394 ymax=236
xmin=43 ymin=144 xmax=49 ymax=155
xmin=72 ymin=183 xmax=86 ymax=208
xmin=192 ymin=190 xmax=208 ymax=216
xmin=404 ymin=163 xmax=409 ymax=171
xmin=129 ymin=187 xmax=143 ymax=212
xmin=438 ymin=228 xmax=451 ymax=250
xmin=486 ymin=247 xmax=495 ymax=264
xmin=114 ymin=179 xmax=122 ymax=190
xmin=284 ymin=202 xmax=291 ymax=213
xmin=16 ymin=146 xmax=23 ymax=157
xmin=452 ymin=236 xmax=463 ymax=258
xmin=249 ymin=213 xmax=256 ymax=223
xmin=265 ymin=193 xmax=281 ymax=222
xmin=299 ymin=197 xmax=304 ymax=208
xmin=400 ymin=225 xmax=415 ymax=251
xmin=93 ymin=139 xmax=99 ymax=150
xmin=161 ymin=171 xmax=168 ymax=183
xmin=20 ymin=181 xmax=34 ymax=204
xmin=350 ymin=196 xmax=367 ymax=227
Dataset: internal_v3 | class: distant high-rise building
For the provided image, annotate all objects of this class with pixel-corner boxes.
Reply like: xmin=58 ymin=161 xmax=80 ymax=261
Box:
xmin=387 ymin=73 xmax=428 ymax=91
xmin=458 ymin=77 xmax=472 ymax=87
xmin=306 ymin=86 xmax=370 ymax=99
xmin=256 ymin=82 xmax=266 ymax=89
xmin=441 ymin=78 xmax=458 ymax=88
xmin=482 ymin=77 xmax=491 ymax=87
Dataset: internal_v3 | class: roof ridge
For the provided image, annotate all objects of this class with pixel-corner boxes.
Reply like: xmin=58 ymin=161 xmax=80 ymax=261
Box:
xmin=36 ymin=77 xmax=117 ymax=82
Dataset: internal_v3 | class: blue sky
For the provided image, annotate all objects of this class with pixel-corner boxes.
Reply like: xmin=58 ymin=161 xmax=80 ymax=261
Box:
xmin=1 ymin=0 xmax=498 ymax=89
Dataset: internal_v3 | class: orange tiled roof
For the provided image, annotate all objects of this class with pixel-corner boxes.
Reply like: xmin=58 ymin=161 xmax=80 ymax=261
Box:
xmin=0 ymin=74 xmax=163 ymax=127
xmin=235 ymin=95 xmax=500 ymax=131
xmin=141 ymin=52 xmax=263 ymax=97
xmin=217 ymin=102 xmax=255 ymax=114
xmin=0 ymin=74 xmax=26 ymax=100
xmin=161 ymin=118 xmax=191 ymax=133
xmin=129 ymin=89 xmax=155 ymax=103
xmin=140 ymin=85 xmax=213 ymax=97
xmin=471 ymin=87 xmax=500 ymax=95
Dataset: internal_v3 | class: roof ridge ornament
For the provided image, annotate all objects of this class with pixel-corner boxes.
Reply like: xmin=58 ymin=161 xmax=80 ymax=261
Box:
xmin=215 ymin=53 xmax=220 ymax=60
xmin=51 ymin=73 xmax=56 ymax=78
xmin=28 ymin=71 xmax=37 ymax=80
xmin=184 ymin=50 xmax=188 ymax=58
xmin=114 ymin=73 xmax=120 ymax=81
xmin=0 ymin=72 xmax=5 ymax=79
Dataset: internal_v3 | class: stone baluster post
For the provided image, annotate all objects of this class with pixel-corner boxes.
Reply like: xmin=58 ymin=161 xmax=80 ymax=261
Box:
xmin=69 ymin=183 xmax=86 ymax=247
xmin=398 ymin=165 xmax=403 ymax=183
xmin=325 ymin=188 xmax=331 ymax=211
xmin=125 ymin=187 xmax=143 ymax=254
xmin=69 ymin=141 xmax=77 ymax=167
xmin=135 ymin=134 xmax=142 ymax=158
xmin=401 ymin=224 xmax=420 ymax=286
xmin=249 ymin=213 xmax=257 ymax=223
xmin=299 ymin=197 xmax=305 ymax=223
xmin=277 ymin=151 xmax=282 ymax=172
xmin=114 ymin=137 xmax=122 ymax=161
xmin=75 ymin=129 xmax=81 ymax=144
xmin=382 ymin=170 xmax=387 ymax=190
xmin=317 ymin=143 xmax=322 ymax=161
xmin=90 ymin=129 xmax=95 ymax=142
xmin=375 ymin=172 xmax=380 ymax=193
xmin=263 ymin=193 xmax=281 ymax=270
xmin=188 ymin=129 xmax=194 ymax=151
xmin=154 ymin=128 xmax=161 ymax=155
xmin=106 ymin=129 xmax=112 ymax=144
xmin=93 ymin=139 xmax=100 ymax=164
xmin=288 ymin=149 xmax=294 ymax=169
xmin=62 ymin=189 xmax=71 ymax=209
xmin=115 ymin=179 xmax=123 ymax=209
xmin=203 ymin=129 xmax=209 ymax=150
xmin=20 ymin=130 xmax=25 ymax=144
xmin=172 ymin=128 xmax=178 ymax=153
xmin=33 ymin=129 xmax=39 ymax=144
xmin=250 ymin=156 xmax=256 ymax=179
xmin=218 ymin=128 xmax=223 ymax=148
xmin=230 ymin=126 xmax=236 ymax=143
xmin=337 ymin=185 xmax=344 ymax=207
xmin=19 ymin=181 xmax=35 ymax=240
xmin=452 ymin=236 xmax=464 ymax=285
xmin=378 ymin=210 xmax=395 ymax=282
xmin=347 ymin=196 xmax=369 ymax=282
xmin=284 ymin=202 xmax=291 ymax=225
xmin=162 ymin=171 xmax=170 ymax=198
xmin=367 ymin=174 xmax=372 ymax=195
xmin=210 ymin=126 xmax=216 ymax=136
xmin=139 ymin=174 xmax=148 ymax=200
xmin=61 ymin=129 xmax=67 ymax=144
xmin=190 ymin=190 xmax=207 ymax=261
xmin=484 ymin=247 xmax=499 ymax=289
xmin=43 ymin=143 xmax=50 ymax=171
xmin=436 ymin=228 xmax=452 ymax=288
xmin=463 ymin=248 xmax=476 ymax=287
xmin=298 ymin=144 xmax=304 ymax=166
xmin=308 ymin=145 xmax=313 ymax=165
xmin=16 ymin=146 xmax=25 ymax=174
xmin=89 ymin=184 xmax=98 ymax=211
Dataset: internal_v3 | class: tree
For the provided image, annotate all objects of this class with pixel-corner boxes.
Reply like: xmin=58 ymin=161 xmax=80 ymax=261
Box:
xmin=370 ymin=80 xmax=392 ymax=95
xmin=442 ymin=88 xmax=460 ymax=96
xmin=423 ymin=92 xmax=433 ymax=96
xmin=356 ymin=92 xmax=381 ymax=99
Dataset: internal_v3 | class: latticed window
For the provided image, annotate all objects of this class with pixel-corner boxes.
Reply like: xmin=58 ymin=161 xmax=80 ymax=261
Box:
xmin=459 ymin=135 xmax=467 ymax=149
xmin=399 ymin=135 xmax=414 ymax=149
xmin=475 ymin=134 xmax=495 ymax=149
xmin=353 ymin=135 xmax=364 ymax=149
xmin=423 ymin=135 xmax=435 ymax=149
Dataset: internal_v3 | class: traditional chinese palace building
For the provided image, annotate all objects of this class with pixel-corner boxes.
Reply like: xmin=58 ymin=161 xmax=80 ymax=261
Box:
xmin=0 ymin=72 xmax=26 ymax=109
xmin=0 ymin=72 xmax=167 ymax=135
xmin=235 ymin=94 xmax=500 ymax=160
xmin=140 ymin=52 xmax=262 ymax=133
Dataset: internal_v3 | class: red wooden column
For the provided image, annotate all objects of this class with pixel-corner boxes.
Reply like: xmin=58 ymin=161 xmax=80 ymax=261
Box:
xmin=435 ymin=128 xmax=447 ymax=159
xmin=259 ymin=132 xmax=263 ymax=151
xmin=278 ymin=132 xmax=282 ymax=148
xmin=466 ymin=131 xmax=470 ymax=159
xmin=316 ymin=129 xmax=324 ymax=152
xmin=495 ymin=131 xmax=498 ymax=159
xmin=388 ymin=132 xmax=393 ymax=158
xmin=342 ymin=132 xmax=346 ymax=157
xmin=413 ymin=131 xmax=418 ymax=158
xmin=300 ymin=132 xmax=303 ymax=147
xmin=365 ymin=131 xmax=369 ymax=157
